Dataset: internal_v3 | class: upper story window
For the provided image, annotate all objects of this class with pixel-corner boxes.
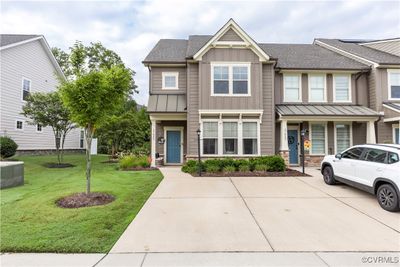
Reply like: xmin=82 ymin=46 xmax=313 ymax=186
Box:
xmin=388 ymin=69 xmax=400 ymax=100
xmin=334 ymin=74 xmax=351 ymax=102
xmin=162 ymin=72 xmax=179 ymax=90
xmin=22 ymin=78 xmax=31 ymax=101
xmin=211 ymin=63 xmax=250 ymax=96
xmin=36 ymin=124 xmax=43 ymax=133
xmin=16 ymin=120 xmax=23 ymax=130
xmin=283 ymin=74 xmax=301 ymax=102
xmin=308 ymin=74 xmax=326 ymax=102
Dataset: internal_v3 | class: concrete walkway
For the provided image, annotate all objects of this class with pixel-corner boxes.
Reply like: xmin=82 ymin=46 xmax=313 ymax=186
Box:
xmin=2 ymin=252 xmax=400 ymax=267
xmin=111 ymin=167 xmax=400 ymax=253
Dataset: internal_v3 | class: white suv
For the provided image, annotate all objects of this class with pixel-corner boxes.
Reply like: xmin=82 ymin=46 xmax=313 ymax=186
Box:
xmin=321 ymin=144 xmax=400 ymax=212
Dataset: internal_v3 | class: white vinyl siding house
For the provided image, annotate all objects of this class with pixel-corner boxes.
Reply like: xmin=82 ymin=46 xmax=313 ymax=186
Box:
xmin=0 ymin=36 xmax=82 ymax=150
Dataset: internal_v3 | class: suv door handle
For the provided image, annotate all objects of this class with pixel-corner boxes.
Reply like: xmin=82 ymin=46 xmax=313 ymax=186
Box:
xmin=376 ymin=168 xmax=383 ymax=172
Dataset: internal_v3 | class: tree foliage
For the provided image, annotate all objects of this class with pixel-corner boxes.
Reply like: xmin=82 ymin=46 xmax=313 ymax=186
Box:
xmin=21 ymin=92 xmax=74 ymax=164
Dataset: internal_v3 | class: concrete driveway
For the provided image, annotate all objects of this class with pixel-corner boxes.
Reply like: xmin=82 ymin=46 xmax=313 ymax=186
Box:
xmin=111 ymin=167 xmax=400 ymax=253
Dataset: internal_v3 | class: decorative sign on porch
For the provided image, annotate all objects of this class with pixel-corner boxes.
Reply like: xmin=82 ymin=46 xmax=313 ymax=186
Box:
xmin=304 ymin=139 xmax=311 ymax=151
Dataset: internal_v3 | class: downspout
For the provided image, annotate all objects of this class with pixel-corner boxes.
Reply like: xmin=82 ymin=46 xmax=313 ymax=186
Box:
xmin=354 ymin=71 xmax=363 ymax=105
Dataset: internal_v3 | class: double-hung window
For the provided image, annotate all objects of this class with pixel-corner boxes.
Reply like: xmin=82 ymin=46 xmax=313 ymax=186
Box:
xmin=16 ymin=120 xmax=23 ymax=130
xmin=334 ymin=74 xmax=351 ymax=102
xmin=223 ymin=122 xmax=238 ymax=154
xmin=335 ymin=123 xmax=352 ymax=153
xmin=283 ymin=74 xmax=301 ymax=102
xmin=388 ymin=70 xmax=400 ymax=100
xmin=22 ymin=78 xmax=31 ymax=101
xmin=243 ymin=122 xmax=258 ymax=155
xmin=212 ymin=63 xmax=250 ymax=95
xmin=309 ymin=74 xmax=326 ymax=102
xmin=162 ymin=72 xmax=179 ymax=90
xmin=202 ymin=122 xmax=218 ymax=155
xmin=310 ymin=123 xmax=326 ymax=155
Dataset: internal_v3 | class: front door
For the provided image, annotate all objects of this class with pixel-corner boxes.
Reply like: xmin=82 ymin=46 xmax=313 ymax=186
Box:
xmin=166 ymin=131 xmax=181 ymax=164
xmin=288 ymin=129 xmax=299 ymax=165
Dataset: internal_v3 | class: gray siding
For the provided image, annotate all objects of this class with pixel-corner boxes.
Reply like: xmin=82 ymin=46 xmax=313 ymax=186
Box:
xmin=363 ymin=41 xmax=400 ymax=57
xmin=200 ymin=48 xmax=263 ymax=109
xmin=0 ymin=40 xmax=81 ymax=150
xmin=187 ymin=63 xmax=200 ymax=156
xmin=377 ymin=121 xmax=394 ymax=143
xmin=150 ymin=66 xmax=187 ymax=94
xmin=368 ymin=67 xmax=377 ymax=110
xmin=275 ymin=72 xmax=366 ymax=105
xmin=261 ymin=63 xmax=275 ymax=155
xmin=218 ymin=29 xmax=243 ymax=42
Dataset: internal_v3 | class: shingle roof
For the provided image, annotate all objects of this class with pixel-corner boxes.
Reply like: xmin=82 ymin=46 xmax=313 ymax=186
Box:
xmin=143 ymin=39 xmax=188 ymax=63
xmin=276 ymin=104 xmax=380 ymax=117
xmin=316 ymin=38 xmax=400 ymax=65
xmin=186 ymin=35 xmax=212 ymax=57
xmin=147 ymin=94 xmax=186 ymax=113
xmin=260 ymin=43 xmax=369 ymax=70
xmin=0 ymin=34 xmax=41 ymax=47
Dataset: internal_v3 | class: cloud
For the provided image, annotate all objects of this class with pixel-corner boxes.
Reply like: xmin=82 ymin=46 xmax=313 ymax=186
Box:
xmin=1 ymin=0 xmax=399 ymax=105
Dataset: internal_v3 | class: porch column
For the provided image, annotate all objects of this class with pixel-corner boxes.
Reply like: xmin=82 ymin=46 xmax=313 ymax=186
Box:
xmin=151 ymin=119 xmax=156 ymax=167
xmin=280 ymin=119 xmax=289 ymax=151
xmin=366 ymin=120 xmax=376 ymax=144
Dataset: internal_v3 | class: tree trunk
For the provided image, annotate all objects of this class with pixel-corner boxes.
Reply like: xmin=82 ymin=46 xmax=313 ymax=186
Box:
xmin=55 ymin=131 xmax=61 ymax=165
xmin=85 ymin=126 xmax=94 ymax=194
xmin=111 ymin=143 xmax=116 ymax=158
xmin=60 ymin=132 xmax=67 ymax=163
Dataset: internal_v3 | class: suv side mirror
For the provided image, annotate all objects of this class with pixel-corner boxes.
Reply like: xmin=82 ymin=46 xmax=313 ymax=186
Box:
xmin=335 ymin=153 xmax=342 ymax=159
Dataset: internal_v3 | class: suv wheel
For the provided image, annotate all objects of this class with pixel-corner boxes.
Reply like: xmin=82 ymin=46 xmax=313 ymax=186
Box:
xmin=322 ymin=166 xmax=336 ymax=185
xmin=377 ymin=184 xmax=400 ymax=212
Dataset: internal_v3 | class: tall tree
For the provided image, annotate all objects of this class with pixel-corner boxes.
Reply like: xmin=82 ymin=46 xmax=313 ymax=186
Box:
xmin=59 ymin=66 xmax=132 ymax=194
xmin=22 ymin=92 xmax=75 ymax=164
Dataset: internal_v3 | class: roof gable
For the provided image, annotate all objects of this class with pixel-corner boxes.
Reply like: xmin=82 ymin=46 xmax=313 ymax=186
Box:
xmin=193 ymin=19 xmax=270 ymax=62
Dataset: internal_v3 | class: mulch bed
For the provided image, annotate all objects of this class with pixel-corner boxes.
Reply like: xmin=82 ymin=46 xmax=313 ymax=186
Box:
xmin=42 ymin=162 xmax=75 ymax=168
xmin=191 ymin=168 xmax=310 ymax=177
xmin=121 ymin=167 xmax=158 ymax=171
xmin=56 ymin=192 xmax=115 ymax=208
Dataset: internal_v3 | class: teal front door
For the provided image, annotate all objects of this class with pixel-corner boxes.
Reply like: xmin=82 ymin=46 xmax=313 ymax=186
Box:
xmin=288 ymin=129 xmax=299 ymax=165
xmin=166 ymin=131 xmax=181 ymax=164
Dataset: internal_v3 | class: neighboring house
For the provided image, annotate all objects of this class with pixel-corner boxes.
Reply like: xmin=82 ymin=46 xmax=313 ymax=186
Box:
xmin=0 ymin=34 xmax=84 ymax=153
xmin=144 ymin=19 xmax=400 ymax=167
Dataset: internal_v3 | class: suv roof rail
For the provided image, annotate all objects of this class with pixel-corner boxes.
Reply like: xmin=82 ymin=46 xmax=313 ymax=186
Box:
xmin=368 ymin=144 xmax=400 ymax=150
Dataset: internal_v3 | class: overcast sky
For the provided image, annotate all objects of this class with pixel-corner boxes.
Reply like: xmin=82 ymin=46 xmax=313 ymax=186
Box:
xmin=2 ymin=0 xmax=399 ymax=105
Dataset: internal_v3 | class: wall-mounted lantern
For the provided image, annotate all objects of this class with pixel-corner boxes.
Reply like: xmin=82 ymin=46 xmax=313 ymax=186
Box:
xmin=158 ymin=137 xmax=165 ymax=145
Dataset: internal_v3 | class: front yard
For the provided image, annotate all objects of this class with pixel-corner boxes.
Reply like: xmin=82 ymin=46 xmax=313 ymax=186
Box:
xmin=0 ymin=154 xmax=163 ymax=253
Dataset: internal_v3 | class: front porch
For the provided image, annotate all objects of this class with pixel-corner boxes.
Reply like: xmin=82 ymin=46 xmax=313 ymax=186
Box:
xmin=276 ymin=104 xmax=381 ymax=167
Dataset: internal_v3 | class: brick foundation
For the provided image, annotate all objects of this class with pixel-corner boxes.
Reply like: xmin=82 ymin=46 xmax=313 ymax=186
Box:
xmin=279 ymin=151 xmax=290 ymax=167
xmin=304 ymin=154 xmax=324 ymax=167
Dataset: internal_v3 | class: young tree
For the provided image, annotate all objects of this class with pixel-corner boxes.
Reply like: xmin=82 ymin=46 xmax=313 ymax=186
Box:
xmin=59 ymin=66 xmax=132 ymax=194
xmin=22 ymin=92 xmax=75 ymax=164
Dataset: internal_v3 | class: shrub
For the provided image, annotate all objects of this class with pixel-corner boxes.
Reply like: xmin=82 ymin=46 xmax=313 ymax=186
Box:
xmin=254 ymin=164 xmax=268 ymax=172
xmin=223 ymin=165 xmax=236 ymax=174
xmin=0 ymin=136 xmax=18 ymax=159
xmin=119 ymin=155 xmax=150 ymax=169
xmin=234 ymin=159 xmax=248 ymax=168
xmin=238 ymin=164 xmax=250 ymax=172
xmin=266 ymin=155 xmax=285 ymax=172
xmin=206 ymin=164 xmax=220 ymax=173
xmin=204 ymin=159 xmax=221 ymax=172
xmin=181 ymin=160 xmax=202 ymax=174
xmin=219 ymin=158 xmax=236 ymax=169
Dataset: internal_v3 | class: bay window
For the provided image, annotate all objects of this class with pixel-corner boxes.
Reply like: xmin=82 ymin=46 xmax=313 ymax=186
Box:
xmin=223 ymin=122 xmax=238 ymax=154
xmin=335 ymin=123 xmax=352 ymax=153
xmin=310 ymin=123 xmax=326 ymax=155
xmin=388 ymin=70 xmax=400 ymax=100
xmin=334 ymin=74 xmax=351 ymax=102
xmin=243 ymin=122 xmax=258 ymax=154
xmin=202 ymin=122 xmax=218 ymax=155
xmin=212 ymin=63 xmax=250 ymax=96
xmin=309 ymin=74 xmax=326 ymax=102
xmin=284 ymin=74 xmax=301 ymax=102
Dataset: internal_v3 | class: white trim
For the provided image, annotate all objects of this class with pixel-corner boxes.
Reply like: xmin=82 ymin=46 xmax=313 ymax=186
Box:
xmin=334 ymin=122 xmax=353 ymax=154
xmin=392 ymin=123 xmax=400 ymax=144
xmin=279 ymin=115 xmax=379 ymax=122
xmin=383 ymin=103 xmax=400 ymax=114
xmin=384 ymin=116 xmax=400 ymax=122
xmin=15 ymin=120 xmax=24 ymax=131
xmin=309 ymin=122 xmax=328 ymax=156
xmin=387 ymin=69 xmax=400 ymax=101
xmin=161 ymin=72 xmax=179 ymax=90
xmin=333 ymin=74 xmax=352 ymax=103
xmin=308 ymin=74 xmax=327 ymax=103
xmin=287 ymin=125 xmax=300 ymax=165
xmin=199 ymin=109 xmax=263 ymax=114
xmin=164 ymin=126 xmax=184 ymax=165
xmin=36 ymin=124 xmax=43 ymax=133
xmin=314 ymin=40 xmax=378 ymax=67
xmin=283 ymin=73 xmax=302 ymax=103
xmin=280 ymin=69 xmax=360 ymax=74
xmin=21 ymin=77 xmax=31 ymax=102
xmin=210 ymin=62 xmax=251 ymax=96
xmin=149 ymin=114 xmax=187 ymax=121
xmin=0 ymin=36 xmax=43 ymax=51
xmin=193 ymin=19 xmax=270 ymax=62
xmin=150 ymin=120 xmax=156 ymax=167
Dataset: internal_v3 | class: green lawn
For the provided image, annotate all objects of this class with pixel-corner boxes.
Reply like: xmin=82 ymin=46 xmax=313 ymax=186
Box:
xmin=0 ymin=154 xmax=163 ymax=253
